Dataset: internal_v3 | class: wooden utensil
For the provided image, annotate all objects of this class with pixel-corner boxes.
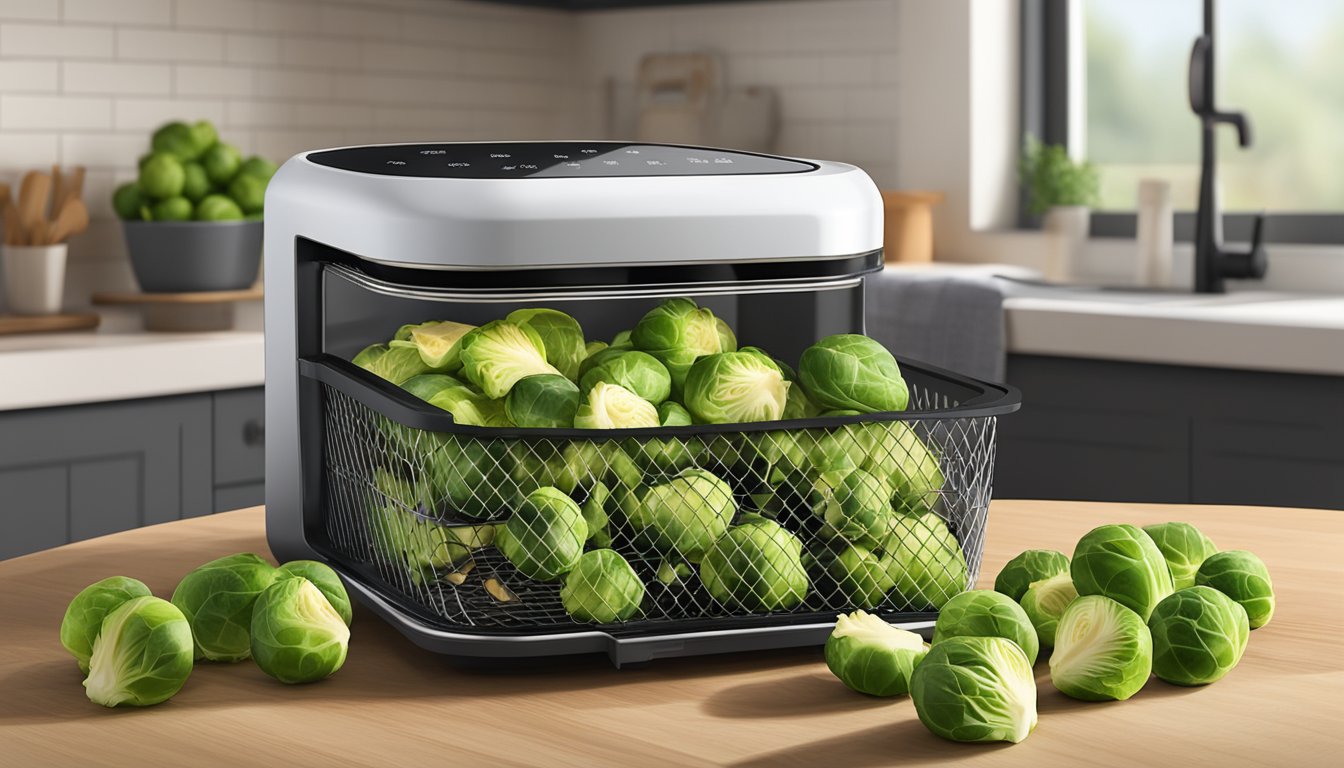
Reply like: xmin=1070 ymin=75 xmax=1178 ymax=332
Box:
xmin=49 ymin=165 xmax=64 ymax=220
xmin=64 ymin=166 xmax=86 ymax=211
xmin=16 ymin=171 xmax=51 ymax=247
xmin=2 ymin=201 xmax=19 ymax=246
xmin=45 ymin=198 xmax=89 ymax=245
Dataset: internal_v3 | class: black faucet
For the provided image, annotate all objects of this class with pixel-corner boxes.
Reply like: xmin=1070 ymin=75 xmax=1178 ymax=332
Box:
xmin=1188 ymin=0 xmax=1267 ymax=293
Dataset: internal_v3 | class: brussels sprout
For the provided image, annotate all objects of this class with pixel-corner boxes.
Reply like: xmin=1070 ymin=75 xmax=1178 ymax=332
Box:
xmin=507 ymin=308 xmax=587 ymax=382
xmin=910 ymin=636 xmax=1037 ymax=744
xmin=656 ymin=558 xmax=693 ymax=584
xmin=882 ymin=512 xmax=968 ymax=610
xmin=367 ymin=467 xmax=449 ymax=581
xmin=459 ymin=319 xmax=562 ymax=398
xmin=799 ymin=335 xmax=909 ymax=413
xmin=811 ymin=468 xmax=892 ymax=547
xmin=548 ymin=440 xmax=642 ymax=495
xmin=932 ymin=589 xmax=1040 ymax=666
xmin=560 ymin=549 xmax=646 ymax=623
xmin=806 ymin=422 xmax=942 ymax=509
xmin=353 ymin=342 xmax=433 ymax=386
xmin=1019 ymin=572 xmax=1078 ymax=648
xmin=498 ymin=486 xmax=588 ymax=581
xmin=427 ymin=383 xmax=512 ymax=427
xmin=1148 ymin=586 xmax=1249 ymax=686
xmin=683 ymin=352 xmax=790 ymax=424
xmin=83 ymin=596 xmax=194 ymax=707
xmin=584 ymin=340 xmax=608 ymax=359
xmin=821 ymin=409 xmax=862 ymax=417
xmin=60 ymin=576 xmax=153 ymax=674
xmin=631 ymin=298 xmax=722 ymax=393
xmin=574 ymin=381 xmax=660 ymax=429
xmin=826 ymin=545 xmax=893 ymax=609
xmin=578 ymin=346 xmax=624 ymax=380
xmin=400 ymin=373 xmax=466 ymax=403
xmin=389 ymin=320 xmax=475 ymax=370
xmin=782 ymin=382 xmax=822 ymax=420
xmin=250 ymin=578 xmax=350 ymax=684
xmin=701 ymin=515 xmax=809 ymax=612
xmin=152 ymin=121 xmax=201 ymax=160
xmin=580 ymin=351 xmax=672 ymax=408
xmin=1049 ymin=595 xmax=1152 ymax=701
xmin=277 ymin=560 xmax=352 ymax=626
xmin=1195 ymin=550 xmax=1275 ymax=629
xmin=713 ymin=315 xmax=738 ymax=353
xmin=1144 ymin=521 xmax=1219 ymax=590
xmin=994 ymin=549 xmax=1071 ymax=601
xmin=825 ymin=609 xmax=929 ymax=696
xmin=657 ymin=401 xmax=693 ymax=426
xmin=1072 ymin=524 xmax=1175 ymax=620
xmin=504 ymin=374 xmax=580 ymax=428
xmin=630 ymin=468 xmax=735 ymax=562
xmin=580 ymin=482 xmax=613 ymax=548
xmin=171 ymin=552 xmax=279 ymax=662
xmin=610 ymin=329 xmax=634 ymax=349
xmin=424 ymin=436 xmax=514 ymax=520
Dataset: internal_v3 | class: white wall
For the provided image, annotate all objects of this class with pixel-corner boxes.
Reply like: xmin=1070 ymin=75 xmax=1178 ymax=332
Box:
xmin=0 ymin=0 xmax=580 ymax=302
xmin=577 ymin=0 xmax=902 ymax=187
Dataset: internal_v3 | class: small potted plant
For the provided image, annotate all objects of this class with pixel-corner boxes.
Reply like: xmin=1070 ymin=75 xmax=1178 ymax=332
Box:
xmin=1019 ymin=136 xmax=1100 ymax=282
xmin=112 ymin=121 xmax=276 ymax=293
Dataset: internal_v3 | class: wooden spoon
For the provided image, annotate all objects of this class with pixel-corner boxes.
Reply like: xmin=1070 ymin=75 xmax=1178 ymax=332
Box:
xmin=2 ymin=201 xmax=19 ymax=247
xmin=17 ymin=171 xmax=51 ymax=247
xmin=49 ymin=165 xmax=64 ymax=220
xmin=45 ymin=198 xmax=89 ymax=245
xmin=65 ymin=166 xmax=86 ymax=211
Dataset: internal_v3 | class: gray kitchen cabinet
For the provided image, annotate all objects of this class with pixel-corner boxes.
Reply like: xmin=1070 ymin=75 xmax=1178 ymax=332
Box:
xmin=996 ymin=355 xmax=1344 ymax=509
xmin=0 ymin=386 xmax=265 ymax=560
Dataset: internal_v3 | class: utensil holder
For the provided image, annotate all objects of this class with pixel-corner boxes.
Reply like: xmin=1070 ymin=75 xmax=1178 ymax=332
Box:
xmin=2 ymin=243 xmax=67 ymax=315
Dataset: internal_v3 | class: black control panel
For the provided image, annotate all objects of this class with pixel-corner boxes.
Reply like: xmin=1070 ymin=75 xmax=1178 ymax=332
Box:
xmin=306 ymin=142 xmax=818 ymax=179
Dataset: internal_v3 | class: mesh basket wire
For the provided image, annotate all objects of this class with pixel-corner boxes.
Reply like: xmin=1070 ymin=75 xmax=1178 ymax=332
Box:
xmin=307 ymin=355 xmax=1013 ymax=638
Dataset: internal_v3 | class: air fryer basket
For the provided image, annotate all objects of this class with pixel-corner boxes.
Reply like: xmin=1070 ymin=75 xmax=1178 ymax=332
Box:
xmin=299 ymin=354 xmax=1018 ymax=663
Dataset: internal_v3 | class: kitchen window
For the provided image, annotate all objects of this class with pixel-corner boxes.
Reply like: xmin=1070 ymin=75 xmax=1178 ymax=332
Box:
xmin=1022 ymin=0 xmax=1344 ymax=244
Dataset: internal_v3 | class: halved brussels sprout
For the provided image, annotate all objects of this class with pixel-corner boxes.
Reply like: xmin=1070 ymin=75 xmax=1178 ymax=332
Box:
xmin=427 ymin=384 xmax=512 ymax=427
xmin=497 ymin=486 xmax=588 ymax=581
xmin=389 ymin=320 xmax=474 ymax=370
xmin=799 ymin=334 xmax=909 ymax=413
xmin=811 ymin=467 xmax=892 ymax=548
xmin=825 ymin=609 xmax=928 ymax=696
xmin=400 ymin=373 xmax=466 ymax=403
xmin=579 ymin=350 xmax=672 ymax=406
xmin=1195 ymin=550 xmax=1274 ymax=629
xmin=1049 ymin=594 xmax=1152 ymax=701
xmin=683 ymin=351 xmax=790 ymax=424
xmin=1072 ymin=524 xmax=1175 ymax=621
xmin=505 ymin=373 xmax=580 ymax=428
xmin=353 ymin=342 xmax=433 ymax=385
xmin=574 ymin=381 xmax=660 ymax=429
xmin=631 ymin=298 xmax=722 ymax=393
xmin=910 ymin=636 xmax=1037 ymax=744
xmin=83 ymin=596 xmax=193 ymax=707
xmin=60 ymin=576 xmax=153 ymax=674
xmin=1019 ymin=571 xmax=1078 ymax=648
xmin=932 ymin=589 xmax=1040 ymax=666
xmin=458 ymin=319 xmax=562 ymax=399
xmin=250 ymin=577 xmax=350 ymax=684
xmin=882 ymin=512 xmax=968 ymax=610
xmin=507 ymin=308 xmax=587 ymax=382
xmin=171 ymin=552 xmax=279 ymax=662
xmin=1144 ymin=521 xmax=1219 ymax=591
xmin=560 ymin=549 xmax=646 ymax=623
xmin=277 ymin=560 xmax=352 ymax=627
xmin=1148 ymin=586 xmax=1249 ymax=686
xmin=629 ymin=468 xmax=735 ymax=563
xmin=701 ymin=514 xmax=809 ymax=612
xmin=994 ymin=549 xmax=1071 ymax=602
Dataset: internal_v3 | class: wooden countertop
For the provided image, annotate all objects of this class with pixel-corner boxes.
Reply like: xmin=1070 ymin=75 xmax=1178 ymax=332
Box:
xmin=1 ymin=500 xmax=1340 ymax=767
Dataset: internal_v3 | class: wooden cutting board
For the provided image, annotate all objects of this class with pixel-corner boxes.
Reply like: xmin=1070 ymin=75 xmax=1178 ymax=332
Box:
xmin=0 ymin=312 xmax=99 ymax=335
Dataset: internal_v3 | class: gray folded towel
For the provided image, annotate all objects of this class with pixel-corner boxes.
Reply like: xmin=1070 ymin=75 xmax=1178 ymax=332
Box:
xmin=863 ymin=270 xmax=1006 ymax=382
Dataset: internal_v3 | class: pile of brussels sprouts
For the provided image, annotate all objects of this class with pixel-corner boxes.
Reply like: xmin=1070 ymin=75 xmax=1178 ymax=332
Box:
xmin=824 ymin=520 xmax=1275 ymax=745
xmin=59 ymin=555 xmax=353 ymax=708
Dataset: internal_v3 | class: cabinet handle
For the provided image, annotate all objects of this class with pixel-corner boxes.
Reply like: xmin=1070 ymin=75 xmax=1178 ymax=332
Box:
xmin=243 ymin=419 xmax=265 ymax=446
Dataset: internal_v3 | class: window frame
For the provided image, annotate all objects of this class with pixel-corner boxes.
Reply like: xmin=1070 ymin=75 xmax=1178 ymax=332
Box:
xmin=1020 ymin=0 xmax=1344 ymax=245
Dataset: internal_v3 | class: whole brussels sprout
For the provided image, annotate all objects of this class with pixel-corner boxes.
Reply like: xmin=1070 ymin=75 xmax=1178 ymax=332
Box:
xmin=574 ymin=381 xmax=660 ymax=429
xmin=277 ymin=560 xmax=352 ymax=626
xmin=1072 ymin=524 xmax=1175 ymax=620
xmin=713 ymin=315 xmax=737 ymax=353
xmin=811 ymin=468 xmax=892 ymax=547
xmin=1019 ymin=572 xmax=1078 ymax=648
xmin=1144 ymin=521 xmax=1219 ymax=590
xmin=579 ymin=350 xmax=672 ymax=406
xmin=560 ymin=549 xmax=646 ymax=623
xmin=583 ymin=340 xmax=608 ymax=360
xmin=782 ymin=381 xmax=822 ymax=420
xmin=882 ymin=512 xmax=968 ymax=610
xmin=60 ymin=576 xmax=153 ymax=674
xmin=171 ymin=552 xmax=279 ymax=661
xmin=910 ymin=636 xmax=1038 ymax=744
xmin=400 ymin=373 xmax=466 ymax=403
xmin=701 ymin=515 xmax=809 ymax=612
xmin=1195 ymin=550 xmax=1275 ymax=629
xmin=83 ymin=596 xmax=194 ymax=708
xmin=425 ymin=436 xmax=514 ymax=520
xmin=388 ymin=320 xmax=474 ymax=370
xmin=629 ymin=468 xmax=735 ymax=562
xmin=1049 ymin=595 xmax=1152 ymax=701
xmin=353 ymin=342 xmax=433 ymax=385
xmin=367 ymin=468 xmax=452 ymax=582
xmin=250 ymin=578 xmax=350 ymax=684
xmin=657 ymin=401 xmax=693 ymax=426
xmin=498 ymin=486 xmax=588 ymax=581
xmin=507 ymin=308 xmax=587 ymax=382
xmin=825 ymin=545 xmax=893 ymax=609
xmin=458 ymin=319 xmax=562 ymax=399
xmin=994 ymin=549 xmax=1071 ymax=602
xmin=424 ymin=380 xmax=512 ymax=427
xmin=578 ymin=346 xmax=624 ymax=380
xmin=1148 ymin=586 xmax=1249 ymax=686
xmin=799 ymin=335 xmax=909 ymax=413
xmin=610 ymin=329 xmax=633 ymax=349
xmin=505 ymin=373 xmax=580 ymax=428
xmin=580 ymin=482 xmax=612 ymax=548
xmin=825 ymin=609 xmax=928 ymax=697
xmin=631 ymin=298 xmax=722 ymax=393
xmin=683 ymin=352 xmax=790 ymax=424
xmin=932 ymin=589 xmax=1040 ymax=666
xmin=807 ymin=422 xmax=942 ymax=509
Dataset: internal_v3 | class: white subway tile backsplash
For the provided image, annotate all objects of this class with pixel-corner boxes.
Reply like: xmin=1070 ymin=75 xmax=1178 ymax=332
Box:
xmin=224 ymin=33 xmax=279 ymax=65
xmin=0 ymin=0 xmax=58 ymax=22
xmin=117 ymin=28 xmax=224 ymax=62
xmin=252 ymin=68 xmax=333 ymax=99
xmin=60 ymin=132 xmax=147 ymax=167
xmin=0 ymin=61 xmax=60 ymax=93
xmin=319 ymin=5 xmax=399 ymax=40
xmin=113 ymin=97 xmax=225 ymax=131
xmin=0 ymin=23 xmax=114 ymax=58
xmin=175 ymin=64 xmax=254 ymax=96
xmin=280 ymin=37 xmax=356 ymax=70
xmin=0 ymin=132 xmax=59 ymax=166
xmin=63 ymin=61 xmax=172 ymax=95
xmin=225 ymin=99 xmax=292 ymax=128
xmin=64 ymin=0 xmax=171 ymax=26
xmin=174 ymin=0 xmax=257 ymax=31
xmin=0 ymin=95 xmax=111 ymax=130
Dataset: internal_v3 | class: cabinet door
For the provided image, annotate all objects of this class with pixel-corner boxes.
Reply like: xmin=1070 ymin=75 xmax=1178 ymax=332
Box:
xmin=0 ymin=395 xmax=212 ymax=559
xmin=213 ymin=387 xmax=265 ymax=512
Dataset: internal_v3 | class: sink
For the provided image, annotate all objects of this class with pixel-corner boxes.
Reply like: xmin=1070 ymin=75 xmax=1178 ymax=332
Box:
xmin=993 ymin=276 xmax=1199 ymax=305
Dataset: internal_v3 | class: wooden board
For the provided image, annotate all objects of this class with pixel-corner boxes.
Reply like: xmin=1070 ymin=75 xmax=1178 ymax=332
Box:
xmin=1 ymin=500 xmax=1341 ymax=767
xmin=0 ymin=312 xmax=99 ymax=335
xmin=91 ymin=288 xmax=262 ymax=305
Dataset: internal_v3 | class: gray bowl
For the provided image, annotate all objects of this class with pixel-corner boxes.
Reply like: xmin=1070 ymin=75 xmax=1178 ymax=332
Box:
xmin=123 ymin=220 xmax=263 ymax=293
